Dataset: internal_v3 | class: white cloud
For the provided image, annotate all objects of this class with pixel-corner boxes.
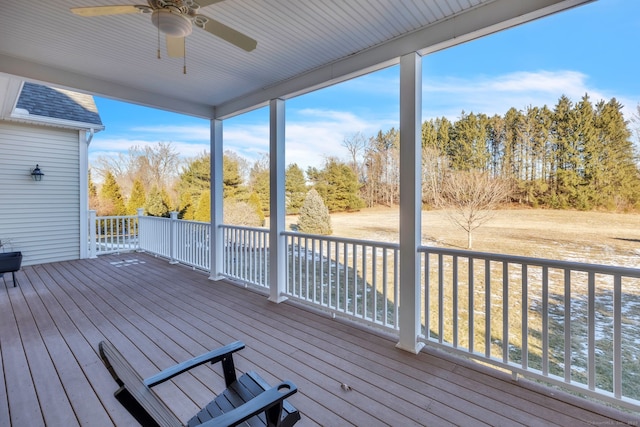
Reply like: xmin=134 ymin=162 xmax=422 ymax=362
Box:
xmin=89 ymin=137 xmax=210 ymax=165
xmin=91 ymin=69 xmax=639 ymax=171
xmin=284 ymin=109 xmax=396 ymax=168
xmin=222 ymin=108 xmax=398 ymax=169
xmin=423 ymin=69 xmax=637 ymax=121
xmin=130 ymin=124 xmax=210 ymax=141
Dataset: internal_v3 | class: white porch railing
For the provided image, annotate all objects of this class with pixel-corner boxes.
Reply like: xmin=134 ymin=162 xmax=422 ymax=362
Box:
xmin=89 ymin=212 xmax=139 ymax=256
xmin=89 ymin=212 xmax=640 ymax=410
xmin=138 ymin=215 xmax=172 ymax=259
xmin=172 ymin=218 xmax=211 ymax=270
xmin=138 ymin=214 xmax=211 ymax=271
xmin=221 ymin=224 xmax=269 ymax=287
xmin=283 ymin=232 xmax=400 ymax=330
xmin=418 ymin=246 xmax=640 ymax=410
xmin=92 ymin=212 xmax=211 ymax=271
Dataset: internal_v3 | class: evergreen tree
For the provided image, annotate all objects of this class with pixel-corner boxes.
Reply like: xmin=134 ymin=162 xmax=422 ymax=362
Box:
xmin=285 ymin=163 xmax=307 ymax=214
xmin=145 ymin=186 xmax=171 ymax=217
xmin=176 ymin=151 xmax=248 ymax=217
xmin=248 ymin=154 xmax=270 ymax=215
xmin=309 ymin=158 xmax=365 ymax=212
xmin=485 ymin=114 xmax=505 ymax=178
xmin=448 ymin=111 xmax=490 ymax=171
xmin=248 ymin=192 xmax=265 ymax=225
xmin=593 ymin=98 xmax=640 ymax=209
xmin=416 ymin=93 xmax=638 ymax=211
xmin=297 ymin=189 xmax=332 ymax=235
xmin=178 ymin=192 xmax=195 ymax=220
xmin=502 ymin=107 xmax=522 ymax=181
xmin=194 ymin=190 xmax=210 ymax=222
xmin=88 ymin=169 xmax=99 ymax=211
xmin=99 ymin=171 xmax=126 ymax=215
xmin=522 ymin=106 xmax=552 ymax=206
xmin=176 ymin=153 xmax=210 ymax=216
xmin=549 ymin=95 xmax=581 ymax=208
xmin=421 ymin=119 xmax=438 ymax=150
xmin=574 ymin=94 xmax=598 ymax=209
xmin=435 ymin=117 xmax=452 ymax=153
xmin=126 ymin=179 xmax=146 ymax=215
xmin=223 ymin=153 xmax=244 ymax=199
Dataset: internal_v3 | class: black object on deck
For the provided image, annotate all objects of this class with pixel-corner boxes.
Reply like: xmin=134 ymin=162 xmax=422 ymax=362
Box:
xmin=99 ymin=340 xmax=300 ymax=427
xmin=0 ymin=251 xmax=22 ymax=287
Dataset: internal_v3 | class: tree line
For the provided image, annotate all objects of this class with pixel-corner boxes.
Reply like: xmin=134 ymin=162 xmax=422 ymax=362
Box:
xmin=90 ymin=93 xmax=640 ymax=227
xmin=422 ymin=95 xmax=640 ymax=210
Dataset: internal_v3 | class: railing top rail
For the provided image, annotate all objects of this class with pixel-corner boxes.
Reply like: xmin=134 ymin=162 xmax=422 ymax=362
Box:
xmin=418 ymin=245 xmax=640 ymax=278
xmin=282 ymin=230 xmax=400 ymax=250
xmin=175 ymin=219 xmax=210 ymax=227
xmin=139 ymin=216 xmax=171 ymax=222
xmin=95 ymin=215 xmax=137 ymax=220
xmin=219 ymin=224 xmax=268 ymax=233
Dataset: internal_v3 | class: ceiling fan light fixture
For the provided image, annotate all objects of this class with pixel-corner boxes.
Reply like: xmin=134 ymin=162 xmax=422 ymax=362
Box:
xmin=151 ymin=9 xmax=192 ymax=37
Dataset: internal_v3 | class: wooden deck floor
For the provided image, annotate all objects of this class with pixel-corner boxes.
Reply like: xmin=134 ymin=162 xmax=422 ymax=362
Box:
xmin=1 ymin=253 xmax=638 ymax=426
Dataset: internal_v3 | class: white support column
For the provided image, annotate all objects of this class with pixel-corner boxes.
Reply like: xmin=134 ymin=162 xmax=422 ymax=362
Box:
xmin=269 ymin=98 xmax=287 ymax=303
xmin=89 ymin=210 xmax=97 ymax=259
xmin=169 ymin=211 xmax=178 ymax=264
xmin=209 ymin=119 xmax=224 ymax=280
xmin=79 ymin=130 xmax=89 ymax=258
xmin=136 ymin=208 xmax=144 ymax=252
xmin=397 ymin=51 xmax=425 ymax=354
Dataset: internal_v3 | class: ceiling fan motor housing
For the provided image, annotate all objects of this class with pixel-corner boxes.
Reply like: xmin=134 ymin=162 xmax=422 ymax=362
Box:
xmin=151 ymin=7 xmax=193 ymax=37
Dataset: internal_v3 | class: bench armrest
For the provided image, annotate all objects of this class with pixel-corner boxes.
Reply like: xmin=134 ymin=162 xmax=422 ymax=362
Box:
xmin=144 ymin=341 xmax=245 ymax=388
xmin=199 ymin=381 xmax=298 ymax=427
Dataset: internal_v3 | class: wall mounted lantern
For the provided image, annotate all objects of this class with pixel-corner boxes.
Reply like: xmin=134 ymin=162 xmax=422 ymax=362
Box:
xmin=30 ymin=164 xmax=44 ymax=181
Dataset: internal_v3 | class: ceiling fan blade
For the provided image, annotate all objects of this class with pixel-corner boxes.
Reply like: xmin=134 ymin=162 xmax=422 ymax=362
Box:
xmin=196 ymin=0 xmax=226 ymax=7
xmin=70 ymin=5 xmax=149 ymax=17
xmin=166 ymin=36 xmax=185 ymax=58
xmin=198 ymin=15 xmax=257 ymax=52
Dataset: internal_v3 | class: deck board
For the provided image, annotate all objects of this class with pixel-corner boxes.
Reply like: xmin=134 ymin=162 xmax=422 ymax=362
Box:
xmin=1 ymin=253 xmax=638 ymax=426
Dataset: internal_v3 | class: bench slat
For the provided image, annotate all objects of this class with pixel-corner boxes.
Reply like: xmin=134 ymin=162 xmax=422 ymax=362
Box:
xmin=100 ymin=340 xmax=300 ymax=427
xmin=99 ymin=341 xmax=182 ymax=427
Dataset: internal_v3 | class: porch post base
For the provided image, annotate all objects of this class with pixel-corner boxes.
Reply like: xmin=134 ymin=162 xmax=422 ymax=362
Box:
xmin=268 ymin=294 xmax=288 ymax=304
xmin=395 ymin=340 xmax=425 ymax=355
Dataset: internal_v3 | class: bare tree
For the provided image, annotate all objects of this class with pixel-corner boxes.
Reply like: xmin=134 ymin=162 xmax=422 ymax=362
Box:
xmin=224 ymin=200 xmax=263 ymax=227
xmin=91 ymin=142 xmax=182 ymax=203
xmin=435 ymin=169 xmax=511 ymax=249
xmin=422 ymin=146 xmax=449 ymax=207
xmin=341 ymin=132 xmax=368 ymax=179
xmin=362 ymin=129 xmax=400 ymax=207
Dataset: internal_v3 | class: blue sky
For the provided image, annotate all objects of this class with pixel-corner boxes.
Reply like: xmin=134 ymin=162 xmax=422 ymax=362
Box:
xmin=90 ymin=0 xmax=640 ymax=171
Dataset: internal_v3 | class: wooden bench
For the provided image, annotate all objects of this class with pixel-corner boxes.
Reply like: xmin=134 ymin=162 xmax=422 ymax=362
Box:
xmin=99 ymin=340 xmax=300 ymax=427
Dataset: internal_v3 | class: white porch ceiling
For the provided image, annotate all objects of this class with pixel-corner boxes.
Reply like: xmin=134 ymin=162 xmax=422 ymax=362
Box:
xmin=0 ymin=0 xmax=593 ymax=119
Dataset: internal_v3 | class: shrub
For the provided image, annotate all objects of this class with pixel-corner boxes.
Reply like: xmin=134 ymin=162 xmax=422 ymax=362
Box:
xmin=224 ymin=200 xmax=263 ymax=227
xmin=297 ymin=189 xmax=332 ymax=235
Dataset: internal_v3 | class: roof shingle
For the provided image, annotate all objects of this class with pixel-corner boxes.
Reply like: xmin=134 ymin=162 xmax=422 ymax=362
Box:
xmin=16 ymin=82 xmax=103 ymax=126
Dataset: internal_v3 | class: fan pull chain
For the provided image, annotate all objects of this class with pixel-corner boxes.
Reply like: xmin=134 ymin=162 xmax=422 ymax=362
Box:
xmin=183 ymin=37 xmax=187 ymax=74
xmin=156 ymin=12 xmax=161 ymax=59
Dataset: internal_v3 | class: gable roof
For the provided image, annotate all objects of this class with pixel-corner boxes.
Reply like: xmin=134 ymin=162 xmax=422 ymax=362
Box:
xmin=10 ymin=82 xmax=104 ymax=131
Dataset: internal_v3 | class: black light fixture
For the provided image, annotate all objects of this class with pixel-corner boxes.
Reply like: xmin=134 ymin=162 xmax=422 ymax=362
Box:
xmin=31 ymin=164 xmax=44 ymax=181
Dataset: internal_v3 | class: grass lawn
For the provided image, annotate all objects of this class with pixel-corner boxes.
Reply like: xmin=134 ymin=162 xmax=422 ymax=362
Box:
xmin=315 ymin=206 xmax=640 ymax=267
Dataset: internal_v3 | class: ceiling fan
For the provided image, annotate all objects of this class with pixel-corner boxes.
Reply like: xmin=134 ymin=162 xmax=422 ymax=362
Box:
xmin=71 ymin=0 xmax=257 ymax=61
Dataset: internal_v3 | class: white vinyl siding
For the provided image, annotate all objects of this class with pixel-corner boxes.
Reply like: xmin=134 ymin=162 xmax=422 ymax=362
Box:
xmin=0 ymin=121 xmax=80 ymax=266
